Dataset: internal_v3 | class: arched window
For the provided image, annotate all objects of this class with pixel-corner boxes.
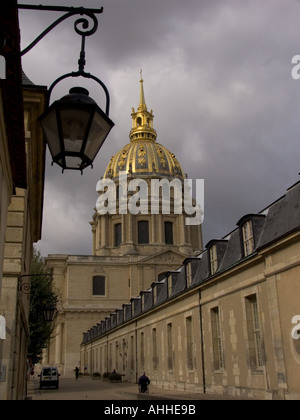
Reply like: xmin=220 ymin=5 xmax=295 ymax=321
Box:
xmin=138 ymin=220 xmax=149 ymax=244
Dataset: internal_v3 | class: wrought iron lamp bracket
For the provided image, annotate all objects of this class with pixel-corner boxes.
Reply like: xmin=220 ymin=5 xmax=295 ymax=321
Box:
xmin=16 ymin=4 xmax=110 ymax=115
xmin=18 ymin=272 xmax=53 ymax=295
xmin=19 ymin=5 xmax=103 ymax=57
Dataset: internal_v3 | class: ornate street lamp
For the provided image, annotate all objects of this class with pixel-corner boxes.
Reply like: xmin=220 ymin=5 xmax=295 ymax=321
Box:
xmin=18 ymin=4 xmax=114 ymax=173
xmin=39 ymin=86 xmax=114 ymax=172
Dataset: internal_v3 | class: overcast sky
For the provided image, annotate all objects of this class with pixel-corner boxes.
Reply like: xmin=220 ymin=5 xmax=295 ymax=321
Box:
xmin=19 ymin=0 xmax=300 ymax=257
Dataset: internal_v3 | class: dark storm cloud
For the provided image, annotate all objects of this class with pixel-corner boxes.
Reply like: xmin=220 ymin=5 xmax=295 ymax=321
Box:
xmin=18 ymin=0 xmax=300 ymax=255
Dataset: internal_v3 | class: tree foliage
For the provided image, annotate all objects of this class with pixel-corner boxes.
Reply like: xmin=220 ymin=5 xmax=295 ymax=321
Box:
xmin=27 ymin=248 xmax=59 ymax=364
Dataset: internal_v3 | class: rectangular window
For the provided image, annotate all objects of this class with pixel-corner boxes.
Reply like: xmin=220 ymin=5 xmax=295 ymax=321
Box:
xmin=115 ymin=342 xmax=119 ymax=370
xmin=186 ymin=262 xmax=193 ymax=287
xmin=152 ymin=328 xmax=158 ymax=371
xmin=109 ymin=343 xmax=112 ymax=372
xmin=130 ymin=336 xmax=134 ymax=371
xmin=104 ymin=344 xmax=107 ymax=371
xmin=153 ymin=286 xmax=158 ymax=305
xmin=93 ymin=276 xmax=105 ymax=296
xmin=131 ymin=301 xmax=135 ymax=317
xmin=122 ymin=339 xmax=126 ymax=371
xmin=242 ymin=220 xmax=254 ymax=256
xmin=165 ymin=221 xmax=173 ymax=245
xmin=114 ymin=223 xmax=122 ymax=247
xmin=167 ymin=323 xmax=173 ymax=371
xmin=141 ymin=293 xmax=146 ymax=311
xmin=168 ymin=274 xmax=173 ymax=297
xmin=138 ymin=221 xmax=149 ymax=244
xmin=210 ymin=244 xmax=218 ymax=275
xmin=186 ymin=316 xmax=194 ymax=370
xmin=100 ymin=346 xmax=103 ymax=373
xmin=245 ymin=294 xmax=264 ymax=370
xmin=211 ymin=307 xmax=224 ymax=370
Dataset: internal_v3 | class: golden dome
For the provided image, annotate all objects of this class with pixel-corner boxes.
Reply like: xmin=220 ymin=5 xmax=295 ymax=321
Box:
xmin=104 ymin=74 xmax=184 ymax=180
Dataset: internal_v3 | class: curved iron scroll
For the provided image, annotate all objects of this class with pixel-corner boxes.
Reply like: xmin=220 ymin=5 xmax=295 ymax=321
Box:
xmin=18 ymin=272 xmax=53 ymax=294
xmin=20 ymin=6 xmax=103 ymax=56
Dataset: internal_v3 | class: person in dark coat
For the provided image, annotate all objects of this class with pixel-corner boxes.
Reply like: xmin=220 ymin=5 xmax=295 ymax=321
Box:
xmin=138 ymin=372 xmax=150 ymax=393
xmin=74 ymin=366 xmax=79 ymax=380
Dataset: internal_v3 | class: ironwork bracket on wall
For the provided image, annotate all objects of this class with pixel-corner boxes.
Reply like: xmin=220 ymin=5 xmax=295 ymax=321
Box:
xmin=18 ymin=272 xmax=53 ymax=295
xmin=4 ymin=4 xmax=110 ymax=115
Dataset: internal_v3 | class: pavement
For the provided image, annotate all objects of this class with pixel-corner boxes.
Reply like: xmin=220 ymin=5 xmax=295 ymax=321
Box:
xmin=26 ymin=375 xmax=254 ymax=401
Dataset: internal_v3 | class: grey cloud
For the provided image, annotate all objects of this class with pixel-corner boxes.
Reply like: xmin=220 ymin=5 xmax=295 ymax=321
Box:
xmin=19 ymin=0 xmax=300 ymax=255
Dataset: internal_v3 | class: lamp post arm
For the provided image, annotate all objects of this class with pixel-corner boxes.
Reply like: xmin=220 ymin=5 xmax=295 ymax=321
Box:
xmin=18 ymin=6 xmax=103 ymax=57
xmin=17 ymin=5 xmax=103 ymax=13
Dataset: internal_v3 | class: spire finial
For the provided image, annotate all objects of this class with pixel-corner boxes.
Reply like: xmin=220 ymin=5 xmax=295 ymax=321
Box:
xmin=129 ymin=71 xmax=157 ymax=142
xmin=139 ymin=69 xmax=146 ymax=109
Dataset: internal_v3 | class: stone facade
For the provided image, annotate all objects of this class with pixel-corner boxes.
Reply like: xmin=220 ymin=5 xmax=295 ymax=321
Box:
xmin=44 ymin=223 xmax=201 ymax=376
xmin=0 ymin=3 xmax=47 ymax=400
xmin=44 ymin=78 xmax=203 ymax=375
xmin=0 ymin=82 xmax=47 ymax=399
xmin=81 ymin=181 xmax=300 ymax=400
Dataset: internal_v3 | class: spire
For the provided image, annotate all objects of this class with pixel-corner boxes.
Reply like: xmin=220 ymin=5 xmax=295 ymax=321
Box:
xmin=130 ymin=72 xmax=157 ymax=142
xmin=139 ymin=69 xmax=146 ymax=110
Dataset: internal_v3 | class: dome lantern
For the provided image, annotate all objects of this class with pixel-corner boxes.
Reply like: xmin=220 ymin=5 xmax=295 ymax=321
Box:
xmin=130 ymin=71 xmax=157 ymax=142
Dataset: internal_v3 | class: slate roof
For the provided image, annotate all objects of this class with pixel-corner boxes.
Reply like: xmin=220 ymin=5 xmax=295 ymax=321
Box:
xmin=82 ymin=181 xmax=300 ymax=344
xmin=257 ymin=182 xmax=300 ymax=248
xmin=22 ymin=70 xmax=35 ymax=86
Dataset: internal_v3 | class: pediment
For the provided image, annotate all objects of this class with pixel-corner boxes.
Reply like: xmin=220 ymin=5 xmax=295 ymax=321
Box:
xmin=136 ymin=250 xmax=187 ymax=266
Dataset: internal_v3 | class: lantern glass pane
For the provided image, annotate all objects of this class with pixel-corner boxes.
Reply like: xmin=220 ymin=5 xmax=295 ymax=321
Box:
xmin=84 ymin=110 xmax=114 ymax=161
xmin=60 ymin=108 xmax=91 ymax=153
xmin=65 ymin=156 xmax=86 ymax=169
xmin=43 ymin=306 xmax=56 ymax=322
xmin=40 ymin=109 xmax=61 ymax=158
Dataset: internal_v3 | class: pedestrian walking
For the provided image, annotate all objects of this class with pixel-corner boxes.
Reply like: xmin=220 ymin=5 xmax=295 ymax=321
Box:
xmin=74 ymin=366 xmax=79 ymax=380
xmin=138 ymin=372 xmax=150 ymax=393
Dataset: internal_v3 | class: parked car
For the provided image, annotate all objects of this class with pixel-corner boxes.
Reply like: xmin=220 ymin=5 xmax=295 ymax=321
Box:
xmin=38 ymin=367 xmax=60 ymax=389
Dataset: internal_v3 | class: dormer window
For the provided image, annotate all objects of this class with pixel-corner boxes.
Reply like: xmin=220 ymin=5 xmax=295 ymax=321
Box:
xmin=131 ymin=300 xmax=135 ymax=316
xmin=168 ymin=274 xmax=173 ymax=297
xmin=153 ymin=286 xmax=158 ymax=305
xmin=242 ymin=220 xmax=254 ymax=256
xmin=206 ymin=239 xmax=228 ymax=276
xmin=186 ymin=262 xmax=193 ymax=287
xmin=123 ymin=303 xmax=132 ymax=320
xmin=237 ymin=214 xmax=266 ymax=258
xmin=210 ymin=244 xmax=218 ymax=275
xmin=141 ymin=293 xmax=146 ymax=311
